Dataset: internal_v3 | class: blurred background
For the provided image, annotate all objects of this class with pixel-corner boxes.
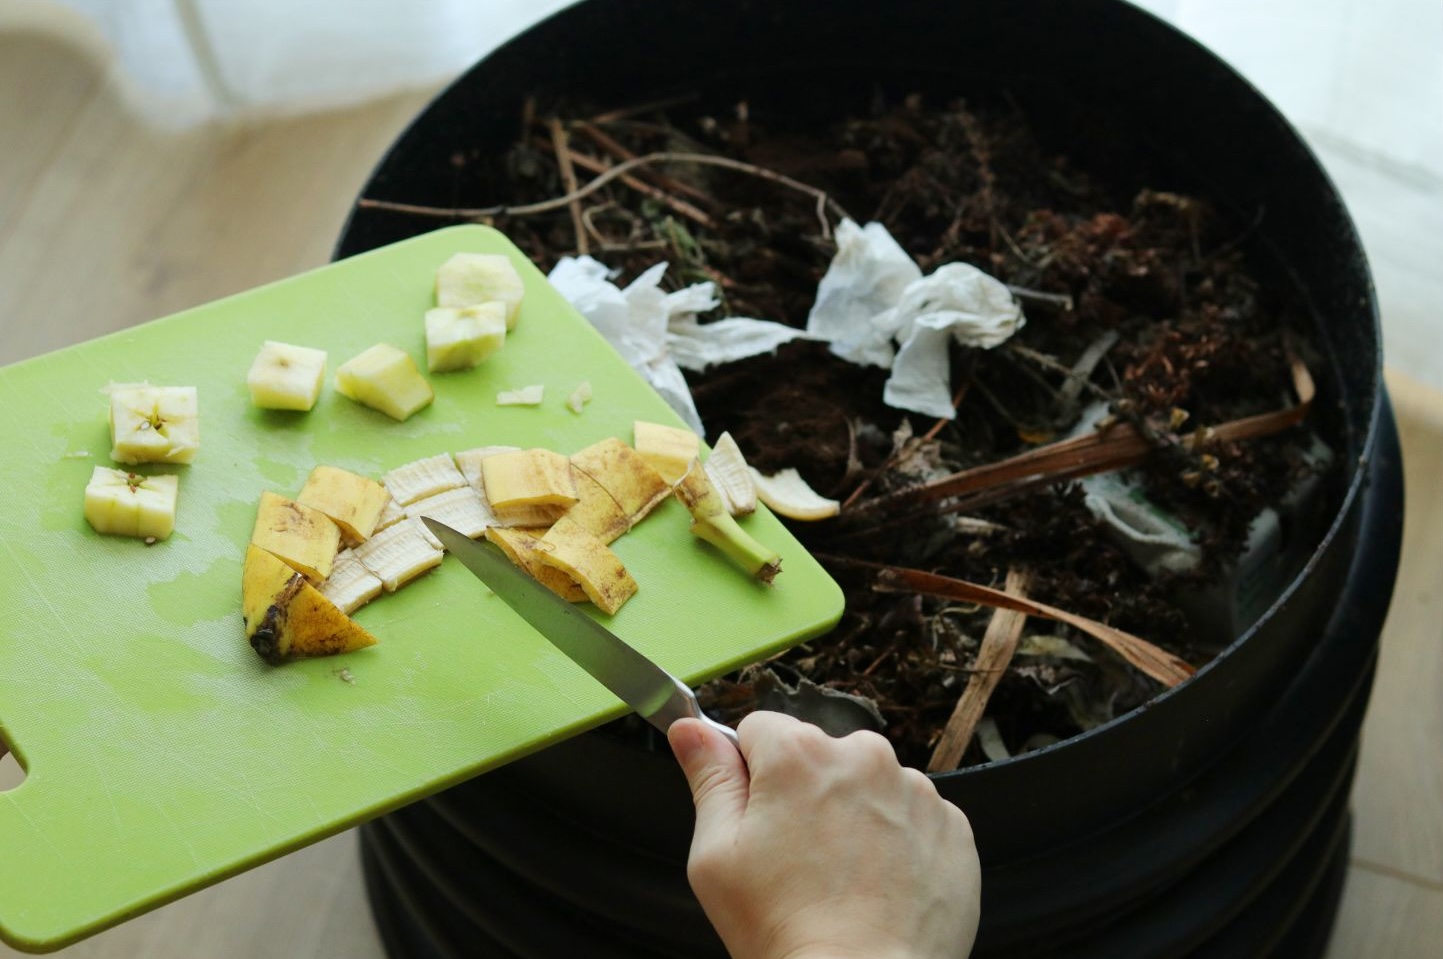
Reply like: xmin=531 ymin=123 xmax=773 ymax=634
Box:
xmin=1 ymin=1 xmax=1438 ymax=956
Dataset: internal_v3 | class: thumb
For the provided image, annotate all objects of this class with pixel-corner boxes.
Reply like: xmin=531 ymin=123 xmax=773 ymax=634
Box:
xmin=668 ymin=718 xmax=749 ymax=833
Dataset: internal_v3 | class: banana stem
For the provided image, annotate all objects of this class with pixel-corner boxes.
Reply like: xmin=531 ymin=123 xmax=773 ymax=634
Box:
xmin=675 ymin=466 xmax=782 ymax=583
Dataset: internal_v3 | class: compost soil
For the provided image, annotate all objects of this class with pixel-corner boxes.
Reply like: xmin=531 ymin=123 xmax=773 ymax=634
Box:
xmin=470 ymin=94 xmax=1317 ymax=769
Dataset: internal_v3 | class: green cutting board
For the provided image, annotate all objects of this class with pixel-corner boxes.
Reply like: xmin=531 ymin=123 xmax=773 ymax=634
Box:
xmin=0 ymin=225 xmax=843 ymax=951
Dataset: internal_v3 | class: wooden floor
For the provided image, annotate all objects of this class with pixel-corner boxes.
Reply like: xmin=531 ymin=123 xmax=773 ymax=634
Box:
xmin=1 ymin=18 xmax=1440 ymax=959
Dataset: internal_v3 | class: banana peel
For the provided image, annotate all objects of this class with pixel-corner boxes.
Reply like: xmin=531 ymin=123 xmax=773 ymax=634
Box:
xmin=633 ymin=420 xmax=700 ymax=483
xmin=535 ymin=516 xmax=638 ymax=615
xmin=250 ymin=491 xmax=342 ymax=583
xmin=485 ymin=526 xmax=588 ymax=602
xmin=243 ymin=544 xmax=377 ymax=664
xmin=563 ymin=468 xmax=630 ymax=544
xmin=481 ymin=448 xmax=579 ymax=509
xmin=298 ymin=465 xmax=391 ymax=544
xmin=570 ymin=437 xmax=671 ymax=527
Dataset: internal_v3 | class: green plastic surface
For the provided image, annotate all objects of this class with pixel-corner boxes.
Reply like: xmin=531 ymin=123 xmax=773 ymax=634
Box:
xmin=0 ymin=225 xmax=843 ymax=951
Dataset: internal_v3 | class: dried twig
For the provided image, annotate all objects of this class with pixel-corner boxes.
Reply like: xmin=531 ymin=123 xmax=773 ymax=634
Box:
xmin=927 ymin=566 xmax=1032 ymax=772
xmin=589 ymin=93 xmax=700 ymax=124
xmin=874 ymin=565 xmax=1195 ymax=687
xmin=1006 ymin=284 xmax=1075 ymax=311
xmin=548 ymin=118 xmax=588 ymax=256
xmin=562 ymin=148 xmax=715 ymax=228
xmin=574 ymin=121 xmax=718 ymax=209
xmin=357 ymin=151 xmax=850 ymax=239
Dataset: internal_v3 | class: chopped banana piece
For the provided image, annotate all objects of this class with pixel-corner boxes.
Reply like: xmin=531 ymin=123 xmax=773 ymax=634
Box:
xmin=570 ymin=437 xmax=671 ymax=526
xmin=108 ymin=384 xmax=200 ymax=465
xmin=297 ymin=465 xmax=390 ymax=543
xmin=83 ymin=467 xmax=179 ymax=540
xmin=436 ymin=253 xmax=525 ymax=329
xmin=749 ymin=468 xmax=841 ymax=521
xmin=250 ymin=491 xmax=342 ymax=583
xmin=335 ymin=344 xmax=434 ymax=422
xmin=535 ymin=516 xmax=638 ymax=615
xmin=481 ymin=448 xmax=578 ymax=509
xmin=374 ymin=496 xmax=407 ymax=534
xmin=455 ymin=445 xmax=522 ymax=488
xmin=496 ymin=384 xmax=544 ymax=406
xmin=405 ymin=486 xmax=492 ymax=539
xmin=353 ymin=517 xmax=443 ymax=591
xmin=244 ymin=544 xmax=377 ymax=663
xmin=563 ymin=469 xmax=629 ymax=544
xmin=485 ymin=527 xmax=587 ymax=602
xmin=319 ymin=549 xmax=384 ymax=614
xmin=675 ymin=466 xmax=782 ymax=583
xmin=247 ymin=341 xmax=327 ymax=411
xmin=383 ymin=453 xmax=466 ymax=506
xmin=633 ymin=420 xmax=700 ymax=483
xmin=704 ymin=432 xmax=758 ymax=516
xmin=491 ymin=501 xmax=566 ymax=528
xmin=566 ymin=381 xmax=593 ymax=414
xmin=425 ymin=303 xmax=507 ymax=373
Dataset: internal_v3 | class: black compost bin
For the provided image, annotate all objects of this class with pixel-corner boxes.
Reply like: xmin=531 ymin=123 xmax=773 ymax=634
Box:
xmin=336 ymin=1 xmax=1406 ymax=955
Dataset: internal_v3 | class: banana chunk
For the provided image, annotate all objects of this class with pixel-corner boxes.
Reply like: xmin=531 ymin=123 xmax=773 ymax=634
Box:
xmin=481 ymin=449 xmax=578 ymax=510
xmin=250 ymin=491 xmax=342 ymax=583
xmin=319 ymin=549 xmax=384 ymax=614
xmin=335 ymin=344 xmax=434 ymax=422
xmin=83 ymin=467 xmax=179 ymax=541
xmin=353 ymin=517 xmax=443 ymax=592
xmin=570 ymin=437 xmax=671 ymax=527
xmin=485 ymin=526 xmax=587 ymax=602
xmin=535 ymin=516 xmax=638 ymax=615
xmin=108 ymin=384 xmax=200 ymax=465
xmin=633 ymin=421 xmax=700 ymax=483
xmin=244 ymin=544 xmax=377 ymax=663
xmin=298 ymin=465 xmax=391 ymax=543
xmin=247 ymin=341 xmax=327 ymax=411
xmin=425 ymin=303 xmax=507 ymax=373
xmin=704 ymin=431 xmax=757 ymax=516
xmin=405 ymin=486 xmax=493 ymax=539
xmin=384 ymin=453 xmax=466 ymax=507
xmin=435 ymin=253 xmax=525 ymax=329
xmin=749 ymin=468 xmax=841 ymax=521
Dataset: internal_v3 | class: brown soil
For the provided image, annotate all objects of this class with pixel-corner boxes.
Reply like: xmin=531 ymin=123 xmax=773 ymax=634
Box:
xmin=447 ymin=94 xmax=1319 ymax=769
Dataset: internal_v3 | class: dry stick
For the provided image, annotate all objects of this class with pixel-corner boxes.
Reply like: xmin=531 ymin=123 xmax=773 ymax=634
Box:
xmin=356 ymin=152 xmax=850 ymax=239
xmin=927 ymin=567 xmax=1033 ymax=773
xmin=848 ymin=356 xmax=1315 ymax=520
xmin=873 ymin=565 xmax=1196 ymax=687
xmin=589 ymin=93 xmax=700 ymax=124
xmin=548 ymin=118 xmax=588 ymax=256
xmin=561 ymin=148 xmax=715 ymax=228
xmin=574 ymin=121 xmax=718 ymax=209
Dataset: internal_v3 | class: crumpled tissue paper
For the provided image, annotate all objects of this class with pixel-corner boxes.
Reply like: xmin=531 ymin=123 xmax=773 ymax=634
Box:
xmin=548 ymin=255 xmax=816 ymax=434
xmin=806 ymin=219 xmax=1025 ymax=419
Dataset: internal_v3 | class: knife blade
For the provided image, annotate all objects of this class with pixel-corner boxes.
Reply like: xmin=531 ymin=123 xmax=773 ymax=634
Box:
xmin=424 ymin=517 xmax=741 ymax=749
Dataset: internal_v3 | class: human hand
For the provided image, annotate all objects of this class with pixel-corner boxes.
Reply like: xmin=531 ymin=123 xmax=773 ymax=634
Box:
xmin=668 ymin=711 xmax=981 ymax=959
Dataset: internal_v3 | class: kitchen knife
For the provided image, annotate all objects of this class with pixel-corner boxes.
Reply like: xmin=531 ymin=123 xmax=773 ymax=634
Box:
xmin=423 ymin=517 xmax=742 ymax=748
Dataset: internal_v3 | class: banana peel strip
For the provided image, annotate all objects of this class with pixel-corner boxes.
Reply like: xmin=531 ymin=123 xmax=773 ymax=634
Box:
xmin=873 ymin=565 xmax=1194 ymax=687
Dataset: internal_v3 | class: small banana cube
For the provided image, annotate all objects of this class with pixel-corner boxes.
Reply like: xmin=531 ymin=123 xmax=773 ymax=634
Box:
xmin=335 ymin=344 xmax=434 ymax=422
xmin=485 ymin=526 xmax=586 ymax=602
xmin=247 ymin=341 xmax=327 ymax=411
xmin=481 ymin=449 xmax=578 ymax=510
xmin=83 ymin=467 xmax=179 ymax=541
xmin=250 ymin=491 xmax=342 ymax=583
xmin=570 ymin=437 xmax=671 ymax=526
xmin=435 ymin=253 xmax=525 ymax=329
xmin=535 ymin=516 xmax=638 ymax=615
xmin=298 ymin=465 xmax=391 ymax=543
xmin=108 ymin=384 xmax=200 ymax=465
xmin=425 ymin=303 xmax=507 ymax=373
xmin=633 ymin=421 xmax=700 ymax=483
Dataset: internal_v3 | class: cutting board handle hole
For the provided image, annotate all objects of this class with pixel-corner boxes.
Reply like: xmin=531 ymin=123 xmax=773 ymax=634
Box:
xmin=0 ymin=738 xmax=26 ymax=792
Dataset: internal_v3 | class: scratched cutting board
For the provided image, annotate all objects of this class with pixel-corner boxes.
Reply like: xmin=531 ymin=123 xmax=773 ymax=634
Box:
xmin=0 ymin=224 xmax=843 ymax=951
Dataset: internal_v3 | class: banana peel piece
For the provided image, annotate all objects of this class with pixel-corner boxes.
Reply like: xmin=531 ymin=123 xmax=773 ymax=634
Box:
xmin=405 ymin=486 xmax=493 ymax=539
xmin=633 ymin=420 xmax=700 ymax=483
xmin=251 ymin=491 xmax=342 ymax=583
xmin=485 ymin=526 xmax=587 ymax=602
xmin=298 ymin=465 xmax=391 ymax=543
xmin=319 ymin=549 xmax=384 ymax=614
xmin=353 ymin=517 xmax=444 ymax=591
xmin=535 ymin=516 xmax=638 ymax=615
xmin=481 ymin=448 xmax=578 ymax=509
xmin=563 ymin=468 xmax=630 ymax=544
xmin=570 ymin=437 xmax=671 ymax=527
xmin=749 ymin=468 xmax=841 ymax=521
xmin=244 ymin=544 xmax=377 ymax=664
xmin=383 ymin=453 xmax=466 ymax=507
xmin=704 ymin=431 xmax=757 ymax=516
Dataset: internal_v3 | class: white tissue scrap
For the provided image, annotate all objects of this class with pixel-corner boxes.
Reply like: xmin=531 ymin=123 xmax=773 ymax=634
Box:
xmin=805 ymin=220 xmax=1024 ymax=419
xmin=548 ymin=256 xmax=815 ymax=434
xmin=878 ymin=262 xmax=1026 ymax=417
xmin=805 ymin=219 xmax=922 ymax=367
